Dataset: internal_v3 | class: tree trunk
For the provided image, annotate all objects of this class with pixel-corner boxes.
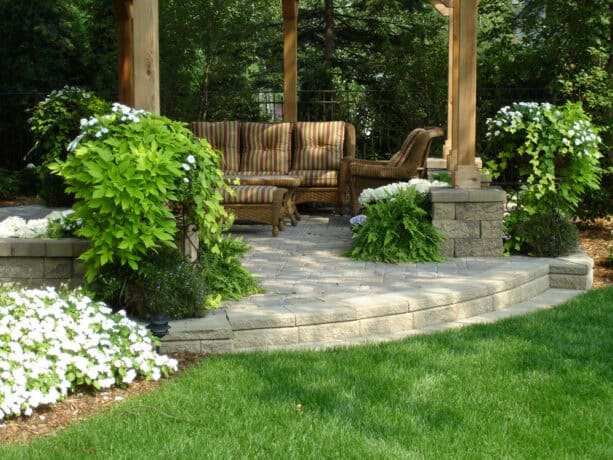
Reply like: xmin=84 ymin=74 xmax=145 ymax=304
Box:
xmin=324 ymin=0 xmax=335 ymax=69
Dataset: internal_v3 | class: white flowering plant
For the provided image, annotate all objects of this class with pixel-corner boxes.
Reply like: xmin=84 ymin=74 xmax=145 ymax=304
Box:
xmin=49 ymin=104 xmax=233 ymax=282
xmin=0 ymin=285 xmax=177 ymax=421
xmin=486 ymin=101 xmax=603 ymax=254
xmin=486 ymin=101 xmax=603 ymax=215
xmin=347 ymin=180 xmax=445 ymax=263
xmin=0 ymin=210 xmax=77 ymax=239
xmin=358 ymin=179 xmax=448 ymax=206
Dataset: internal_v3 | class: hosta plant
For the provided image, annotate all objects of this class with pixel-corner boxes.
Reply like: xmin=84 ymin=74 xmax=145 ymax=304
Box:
xmin=0 ymin=285 xmax=177 ymax=421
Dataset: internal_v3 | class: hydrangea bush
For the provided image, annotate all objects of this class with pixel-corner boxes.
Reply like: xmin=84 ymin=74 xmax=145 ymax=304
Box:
xmin=347 ymin=179 xmax=446 ymax=263
xmin=0 ymin=285 xmax=177 ymax=421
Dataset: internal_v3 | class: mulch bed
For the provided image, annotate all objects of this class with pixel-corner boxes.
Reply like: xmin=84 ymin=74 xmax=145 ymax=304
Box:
xmin=0 ymin=210 xmax=611 ymax=446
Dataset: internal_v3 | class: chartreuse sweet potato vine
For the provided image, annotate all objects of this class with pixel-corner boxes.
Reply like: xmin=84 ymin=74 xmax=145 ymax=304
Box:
xmin=50 ymin=103 xmax=232 ymax=282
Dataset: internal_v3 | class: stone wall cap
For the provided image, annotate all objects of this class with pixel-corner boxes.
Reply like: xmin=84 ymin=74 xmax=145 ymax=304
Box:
xmin=431 ymin=187 xmax=506 ymax=203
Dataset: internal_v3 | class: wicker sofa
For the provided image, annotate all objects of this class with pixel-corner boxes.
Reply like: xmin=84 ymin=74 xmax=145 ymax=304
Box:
xmin=190 ymin=121 xmax=356 ymax=234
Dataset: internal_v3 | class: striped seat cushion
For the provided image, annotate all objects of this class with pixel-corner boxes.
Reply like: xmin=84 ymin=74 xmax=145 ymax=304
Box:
xmin=240 ymin=122 xmax=292 ymax=174
xmin=293 ymin=121 xmax=345 ymax=170
xmin=190 ymin=121 xmax=240 ymax=174
xmin=389 ymin=129 xmax=421 ymax=167
xmin=221 ymin=185 xmax=279 ymax=204
xmin=289 ymin=170 xmax=338 ymax=187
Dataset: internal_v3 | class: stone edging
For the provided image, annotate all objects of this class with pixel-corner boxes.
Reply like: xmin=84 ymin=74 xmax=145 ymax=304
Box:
xmin=0 ymin=238 xmax=89 ymax=286
xmin=161 ymin=251 xmax=593 ymax=354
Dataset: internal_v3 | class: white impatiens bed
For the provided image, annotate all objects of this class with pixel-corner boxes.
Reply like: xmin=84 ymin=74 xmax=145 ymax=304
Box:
xmin=0 ymin=286 xmax=177 ymax=421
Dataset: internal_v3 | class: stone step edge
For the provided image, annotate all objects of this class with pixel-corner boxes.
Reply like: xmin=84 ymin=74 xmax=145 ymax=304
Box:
xmin=231 ymin=289 xmax=584 ymax=353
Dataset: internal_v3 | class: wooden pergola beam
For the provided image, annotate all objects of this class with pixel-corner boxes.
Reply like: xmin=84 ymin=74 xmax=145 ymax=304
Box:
xmin=282 ymin=0 xmax=299 ymax=122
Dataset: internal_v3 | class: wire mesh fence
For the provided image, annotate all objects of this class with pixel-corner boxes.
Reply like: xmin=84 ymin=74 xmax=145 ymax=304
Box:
xmin=1 ymin=87 xmax=554 ymax=170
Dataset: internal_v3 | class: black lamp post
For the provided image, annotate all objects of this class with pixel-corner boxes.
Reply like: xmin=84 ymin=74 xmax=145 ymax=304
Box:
xmin=148 ymin=312 xmax=170 ymax=353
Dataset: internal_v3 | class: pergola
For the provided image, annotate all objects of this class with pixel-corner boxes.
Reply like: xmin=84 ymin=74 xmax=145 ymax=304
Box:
xmin=112 ymin=0 xmax=482 ymax=188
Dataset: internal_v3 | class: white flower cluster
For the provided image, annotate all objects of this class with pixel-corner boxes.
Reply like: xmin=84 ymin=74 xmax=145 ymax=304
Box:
xmin=42 ymin=86 xmax=92 ymax=105
xmin=0 ymin=210 xmax=74 ymax=239
xmin=0 ymin=286 xmax=177 ymax=421
xmin=182 ymin=155 xmax=197 ymax=183
xmin=486 ymin=102 xmax=602 ymax=159
xmin=67 ymin=103 xmax=150 ymax=153
xmin=358 ymin=178 xmax=449 ymax=205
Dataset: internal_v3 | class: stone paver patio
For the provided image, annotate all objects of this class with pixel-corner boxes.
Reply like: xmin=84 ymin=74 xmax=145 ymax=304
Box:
xmin=0 ymin=206 xmax=593 ymax=354
xmin=163 ymin=213 xmax=593 ymax=354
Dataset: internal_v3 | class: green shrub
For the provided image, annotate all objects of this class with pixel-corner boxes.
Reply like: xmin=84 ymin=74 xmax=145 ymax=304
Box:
xmin=28 ymin=86 xmax=111 ymax=205
xmin=117 ymin=248 xmax=208 ymax=319
xmin=15 ymin=165 xmax=40 ymax=196
xmin=199 ymin=236 xmax=263 ymax=308
xmin=519 ymin=210 xmax=579 ymax=257
xmin=0 ymin=168 xmax=18 ymax=200
xmin=50 ymin=103 xmax=232 ymax=283
xmin=346 ymin=187 xmax=445 ymax=263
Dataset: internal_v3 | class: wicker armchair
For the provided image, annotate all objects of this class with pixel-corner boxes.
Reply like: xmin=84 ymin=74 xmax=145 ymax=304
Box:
xmin=346 ymin=127 xmax=444 ymax=215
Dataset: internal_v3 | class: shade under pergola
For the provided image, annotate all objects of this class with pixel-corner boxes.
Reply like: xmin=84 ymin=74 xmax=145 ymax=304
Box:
xmin=112 ymin=0 xmax=482 ymax=188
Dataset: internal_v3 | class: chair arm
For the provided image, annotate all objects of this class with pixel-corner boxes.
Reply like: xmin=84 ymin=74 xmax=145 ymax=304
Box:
xmin=349 ymin=163 xmax=410 ymax=180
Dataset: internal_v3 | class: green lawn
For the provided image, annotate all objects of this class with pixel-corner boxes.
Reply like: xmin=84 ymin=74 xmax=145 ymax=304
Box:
xmin=3 ymin=287 xmax=612 ymax=459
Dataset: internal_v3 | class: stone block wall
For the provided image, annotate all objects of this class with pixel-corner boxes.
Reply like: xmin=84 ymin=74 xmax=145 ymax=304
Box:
xmin=0 ymin=238 xmax=89 ymax=287
xmin=431 ymin=187 xmax=506 ymax=258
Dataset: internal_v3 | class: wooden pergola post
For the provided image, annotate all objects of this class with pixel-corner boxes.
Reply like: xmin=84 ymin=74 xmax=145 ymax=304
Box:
xmin=282 ymin=0 xmax=299 ymax=122
xmin=429 ymin=0 xmax=481 ymax=188
xmin=113 ymin=0 xmax=134 ymax=107
xmin=113 ymin=0 xmax=160 ymax=114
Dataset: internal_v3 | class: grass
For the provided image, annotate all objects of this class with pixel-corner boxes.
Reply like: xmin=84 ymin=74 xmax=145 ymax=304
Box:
xmin=2 ymin=287 xmax=612 ymax=459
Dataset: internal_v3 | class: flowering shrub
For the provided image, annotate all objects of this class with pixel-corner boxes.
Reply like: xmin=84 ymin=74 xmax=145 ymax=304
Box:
xmin=486 ymin=101 xmax=603 ymax=254
xmin=0 ymin=210 xmax=75 ymax=239
xmin=486 ymin=101 xmax=603 ymax=214
xmin=0 ymin=285 xmax=177 ymax=421
xmin=50 ymin=103 xmax=232 ymax=282
xmin=28 ymin=86 xmax=111 ymax=205
xmin=347 ymin=180 xmax=445 ymax=263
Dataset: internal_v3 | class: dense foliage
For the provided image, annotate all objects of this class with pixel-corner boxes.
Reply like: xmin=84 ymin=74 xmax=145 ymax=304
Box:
xmin=28 ymin=86 xmax=111 ymax=205
xmin=50 ymin=103 xmax=232 ymax=282
xmin=486 ymin=101 xmax=602 ymax=254
xmin=0 ymin=285 xmax=177 ymax=421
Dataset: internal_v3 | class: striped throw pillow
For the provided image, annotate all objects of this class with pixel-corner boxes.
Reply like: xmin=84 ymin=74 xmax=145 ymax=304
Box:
xmin=240 ymin=122 xmax=292 ymax=174
xmin=190 ymin=121 xmax=240 ymax=173
xmin=289 ymin=170 xmax=338 ymax=187
xmin=293 ymin=121 xmax=345 ymax=171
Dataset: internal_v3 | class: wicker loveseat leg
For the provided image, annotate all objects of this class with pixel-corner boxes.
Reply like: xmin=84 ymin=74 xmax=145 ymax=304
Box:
xmin=222 ymin=185 xmax=288 ymax=237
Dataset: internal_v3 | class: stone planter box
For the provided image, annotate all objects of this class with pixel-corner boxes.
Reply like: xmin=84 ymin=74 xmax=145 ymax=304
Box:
xmin=0 ymin=238 xmax=89 ymax=287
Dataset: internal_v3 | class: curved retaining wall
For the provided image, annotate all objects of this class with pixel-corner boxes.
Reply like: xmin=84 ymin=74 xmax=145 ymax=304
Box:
xmin=0 ymin=238 xmax=89 ymax=287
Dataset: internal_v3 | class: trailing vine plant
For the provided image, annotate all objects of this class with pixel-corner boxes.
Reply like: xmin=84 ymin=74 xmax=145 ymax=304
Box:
xmin=486 ymin=101 xmax=603 ymax=254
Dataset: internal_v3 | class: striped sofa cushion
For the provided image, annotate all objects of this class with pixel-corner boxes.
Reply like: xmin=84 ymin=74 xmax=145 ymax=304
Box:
xmin=289 ymin=170 xmax=338 ymax=187
xmin=221 ymin=185 xmax=278 ymax=204
xmin=293 ymin=121 xmax=345 ymax=170
xmin=190 ymin=121 xmax=241 ymax=173
xmin=389 ymin=129 xmax=421 ymax=167
xmin=240 ymin=122 xmax=292 ymax=174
